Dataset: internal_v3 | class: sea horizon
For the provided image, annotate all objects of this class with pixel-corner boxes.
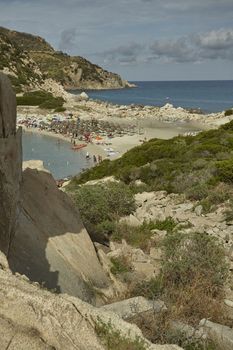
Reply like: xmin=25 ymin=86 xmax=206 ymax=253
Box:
xmin=70 ymin=80 xmax=233 ymax=113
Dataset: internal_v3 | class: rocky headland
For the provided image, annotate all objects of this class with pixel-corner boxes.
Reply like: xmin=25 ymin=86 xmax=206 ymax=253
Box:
xmin=0 ymin=26 xmax=133 ymax=96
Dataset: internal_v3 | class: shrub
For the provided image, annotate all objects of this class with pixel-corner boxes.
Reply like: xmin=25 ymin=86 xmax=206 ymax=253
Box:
xmin=71 ymin=120 xmax=233 ymax=203
xmin=224 ymin=109 xmax=233 ymax=116
xmin=130 ymin=232 xmax=227 ymax=323
xmin=95 ymin=318 xmax=146 ymax=350
xmin=112 ymin=222 xmax=153 ymax=251
xmin=129 ymin=233 xmax=227 ymax=348
xmin=130 ymin=277 xmax=163 ymax=300
xmin=148 ymin=217 xmax=177 ymax=233
xmin=162 ymin=232 xmax=227 ymax=292
xmin=131 ymin=310 xmax=218 ymax=350
xmin=16 ymin=90 xmax=65 ymax=110
xmin=54 ymin=106 xmax=66 ymax=112
xmin=220 ymin=119 xmax=233 ymax=130
xmin=110 ymin=256 xmax=132 ymax=275
xmin=69 ymin=182 xmax=135 ymax=243
xmin=39 ymin=96 xmax=64 ymax=109
xmin=216 ymin=159 xmax=233 ymax=183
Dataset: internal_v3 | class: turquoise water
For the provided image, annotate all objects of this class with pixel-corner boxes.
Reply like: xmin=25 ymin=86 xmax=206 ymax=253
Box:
xmin=22 ymin=131 xmax=92 ymax=179
xmin=71 ymin=80 xmax=233 ymax=113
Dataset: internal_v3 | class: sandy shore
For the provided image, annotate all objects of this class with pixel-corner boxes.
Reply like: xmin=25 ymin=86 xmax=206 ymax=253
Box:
xmin=21 ymin=117 xmax=205 ymax=162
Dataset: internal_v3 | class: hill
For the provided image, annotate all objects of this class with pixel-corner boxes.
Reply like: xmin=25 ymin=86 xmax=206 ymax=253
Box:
xmin=70 ymin=120 xmax=233 ymax=213
xmin=0 ymin=26 xmax=131 ymax=93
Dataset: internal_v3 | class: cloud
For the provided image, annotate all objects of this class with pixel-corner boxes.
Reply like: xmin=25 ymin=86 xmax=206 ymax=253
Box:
xmin=95 ymin=28 xmax=233 ymax=66
xmin=58 ymin=28 xmax=77 ymax=52
xmin=149 ymin=28 xmax=233 ymax=63
xmin=99 ymin=42 xmax=145 ymax=64
xmin=195 ymin=29 xmax=233 ymax=50
xmin=150 ymin=37 xmax=196 ymax=63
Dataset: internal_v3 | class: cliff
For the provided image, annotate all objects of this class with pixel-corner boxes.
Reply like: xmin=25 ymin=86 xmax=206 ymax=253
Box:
xmin=0 ymin=26 xmax=131 ymax=93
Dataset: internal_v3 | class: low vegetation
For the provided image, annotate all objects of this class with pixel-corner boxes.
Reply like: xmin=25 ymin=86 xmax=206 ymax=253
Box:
xmin=66 ymin=122 xmax=233 ymax=349
xmin=70 ymin=120 xmax=233 ymax=213
xmin=224 ymin=108 xmax=233 ymax=116
xmin=110 ymin=256 xmax=132 ymax=275
xmin=95 ymin=318 xmax=147 ymax=350
xmin=67 ymin=182 xmax=135 ymax=243
xmin=130 ymin=232 xmax=227 ymax=349
xmin=16 ymin=90 xmax=65 ymax=110
xmin=112 ymin=218 xmax=177 ymax=251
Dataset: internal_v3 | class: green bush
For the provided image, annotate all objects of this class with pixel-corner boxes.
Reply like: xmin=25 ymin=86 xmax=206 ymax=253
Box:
xmin=161 ymin=232 xmax=228 ymax=294
xmin=220 ymin=119 xmax=233 ymax=130
xmin=130 ymin=277 xmax=163 ymax=299
xmin=95 ymin=318 xmax=146 ymax=350
xmin=39 ymin=96 xmax=64 ymax=109
xmin=69 ymin=182 xmax=135 ymax=243
xmin=216 ymin=159 xmax=233 ymax=183
xmin=112 ymin=218 xmax=176 ymax=251
xmin=148 ymin=217 xmax=177 ymax=233
xmin=112 ymin=222 xmax=153 ymax=251
xmin=69 ymin=120 xmax=233 ymax=206
xmin=54 ymin=106 xmax=66 ymax=112
xmin=110 ymin=256 xmax=132 ymax=275
xmin=16 ymin=90 xmax=65 ymax=110
xmin=224 ymin=109 xmax=233 ymax=116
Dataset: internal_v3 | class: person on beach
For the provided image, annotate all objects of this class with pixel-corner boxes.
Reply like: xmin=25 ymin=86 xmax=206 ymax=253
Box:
xmin=93 ymin=155 xmax=97 ymax=163
xmin=86 ymin=151 xmax=90 ymax=160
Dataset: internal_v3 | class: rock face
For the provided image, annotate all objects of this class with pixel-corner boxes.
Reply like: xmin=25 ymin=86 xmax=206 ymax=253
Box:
xmin=8 ymin=164 xmax=111 ymax=304
xmin=0 ymin=251 xmax=182 ymax=350
xmin=0 ymin=74 xmax=110 ymax=303
xmin=0 ymin=73 xmax=22 ymax=256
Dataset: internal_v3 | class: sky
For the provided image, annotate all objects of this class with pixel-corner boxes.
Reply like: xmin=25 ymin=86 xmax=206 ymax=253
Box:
xmin=0 ymin=0 xmax=233 ymax=81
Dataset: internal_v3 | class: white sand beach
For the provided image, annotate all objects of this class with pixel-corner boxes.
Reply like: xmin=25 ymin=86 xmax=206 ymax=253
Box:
xmin=21 ymin=117 xmax=205 ymax=162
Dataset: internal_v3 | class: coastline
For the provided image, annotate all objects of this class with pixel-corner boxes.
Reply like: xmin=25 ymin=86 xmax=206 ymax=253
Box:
xmin=18 ymin=93 xmax=233 ymax=176
xmin=21 ymin=118 xmax=206 ymax=163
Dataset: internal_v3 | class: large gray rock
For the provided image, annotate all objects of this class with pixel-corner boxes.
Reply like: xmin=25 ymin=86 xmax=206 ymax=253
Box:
xmin=200 ymin=319 xmax=233 ymax=350
xmin=8 ymin=167 xmax=110 ymax=304
xmin=100 ymin=296 xmax=166 ymax=319
xmin=0 ymin=73 xmax=22 ymax=256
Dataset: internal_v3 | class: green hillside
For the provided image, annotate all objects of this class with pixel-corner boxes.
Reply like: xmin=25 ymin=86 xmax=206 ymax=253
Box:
xmin=70 ymin=121 xmax=233 ymax=214
xmin=0 ymin=26 xmax=129 ymax=92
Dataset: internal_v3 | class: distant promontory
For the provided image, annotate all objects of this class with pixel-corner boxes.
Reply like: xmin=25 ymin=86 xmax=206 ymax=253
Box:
xmin=0 ymin=26 xmax=133 ymax=93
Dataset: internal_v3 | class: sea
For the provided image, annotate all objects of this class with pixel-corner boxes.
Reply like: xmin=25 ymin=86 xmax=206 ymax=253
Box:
xmin=23 ymin=80 xmax=233 ymax=178
xmin=71 ymin=80 xmax=233 ymax=114
xmin=22 ymin=131 xmax=92 ymax=180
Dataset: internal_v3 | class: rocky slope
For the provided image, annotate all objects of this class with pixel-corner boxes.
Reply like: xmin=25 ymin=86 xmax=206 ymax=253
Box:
xmin=0 ymin=72 xmax=183 ymax=349
xmin=0 ymin=26 xmax=132 ymax=94
xmin=0 ymin=251 xmax=182 ymax=350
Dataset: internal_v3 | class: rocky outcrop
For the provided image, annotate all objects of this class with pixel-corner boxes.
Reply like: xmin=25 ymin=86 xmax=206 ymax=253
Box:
xmin=8 ymin=162 xmax=112 ymax=304
xmin=200 ymin=319 xmax=233 ymax=350
xmin=0 ymin=251 xmax=182 ymax=350
xmin=0 ymin=73 xmax=22 ymax=256
xmin=100 ymin=296 xmax=166 ymax=320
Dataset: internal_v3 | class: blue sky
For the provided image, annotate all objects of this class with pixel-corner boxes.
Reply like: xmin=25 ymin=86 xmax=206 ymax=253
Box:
xmin=0 ymin=0 xmax=233 ymax=81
